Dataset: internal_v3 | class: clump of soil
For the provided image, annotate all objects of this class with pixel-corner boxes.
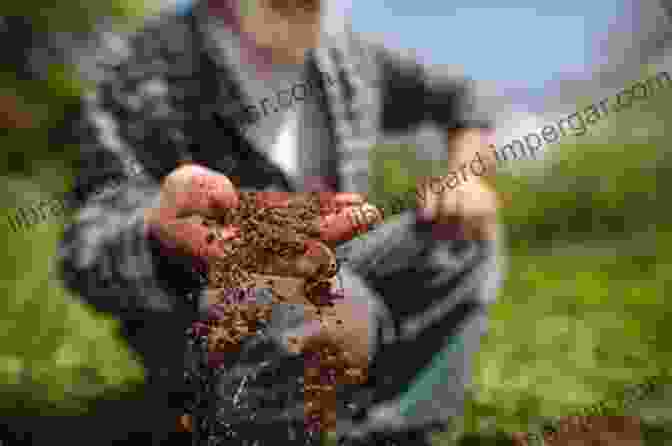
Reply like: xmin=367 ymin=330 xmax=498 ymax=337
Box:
xmin=302 ymin=338 xmax=369 ymax=433
xmin=191 ymin=191 xmax=368 ymax=434
xmin=204 ymin=192 xmax=323 ymax=289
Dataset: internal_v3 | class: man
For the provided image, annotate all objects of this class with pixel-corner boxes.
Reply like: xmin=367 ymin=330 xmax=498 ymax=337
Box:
xmin=56 ymin=0 xmax=502 ymax=444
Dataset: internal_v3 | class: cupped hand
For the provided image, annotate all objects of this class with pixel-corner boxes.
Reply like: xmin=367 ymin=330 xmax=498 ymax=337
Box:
xmin=144 ymin=165 xmax=383 ymax=277
xmin=250 ymin=191 xmax=383 ymax=277
xmin=254 ymin=190 xmax=383 ymax=245
xmin=144 ymin=164 xmax=241 ymax=270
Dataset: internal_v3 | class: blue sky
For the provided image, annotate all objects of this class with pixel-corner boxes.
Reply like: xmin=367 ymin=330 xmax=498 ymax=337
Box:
xmin=351 ymin=0 xmax=630 ymax=90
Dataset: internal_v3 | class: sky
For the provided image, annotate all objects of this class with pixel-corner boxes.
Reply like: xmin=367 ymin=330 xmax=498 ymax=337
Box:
xmin=351 ymin=0 xmax=631 ymax=91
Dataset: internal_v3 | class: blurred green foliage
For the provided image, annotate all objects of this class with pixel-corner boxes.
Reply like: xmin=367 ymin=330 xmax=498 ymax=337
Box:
xmin=0 ymin=0 xmax=148 ymax=420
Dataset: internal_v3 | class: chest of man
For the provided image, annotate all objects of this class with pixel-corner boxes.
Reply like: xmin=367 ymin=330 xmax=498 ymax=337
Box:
xmin=166 ymin=22 xmax=383 ymax=195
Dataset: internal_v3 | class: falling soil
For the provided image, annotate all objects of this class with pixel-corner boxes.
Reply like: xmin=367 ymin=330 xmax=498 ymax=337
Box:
xmin=193 ymin=191 xmax=367 ymax=434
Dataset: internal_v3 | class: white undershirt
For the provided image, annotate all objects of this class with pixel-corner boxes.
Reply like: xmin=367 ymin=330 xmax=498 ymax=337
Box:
xmin=203 ymin=17 xmax=303 ymax=179
xmin=203 ymin=15 xmax=338 ymax=191
xmin=270 ymin=108 xmax=300 ymax=178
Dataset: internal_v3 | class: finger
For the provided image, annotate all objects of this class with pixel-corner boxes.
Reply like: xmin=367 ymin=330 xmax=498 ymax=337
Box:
xmin=438 ymin=187 xmax=461 ymax=220
xmin=318 ymin=204 xmax=382 ymax=244
xmin=421 ymin=187 xmax=463 ymax=240
xmin=253 ymin=191 xmax=294 ymax=209
xmin=254 ymin=191 xmax=343 ymax=211
xmin=151 ymin=216 xmax=240 ymax=263
xmin=171 ymin=166 xmax=239 ymax=218
xmin=296 ymin=239 xmax=337 ymax=277
xmin=317 ymin=192 xmax=366 ymax=213
xmin=319 ymin=207 xmax=364 ymax=245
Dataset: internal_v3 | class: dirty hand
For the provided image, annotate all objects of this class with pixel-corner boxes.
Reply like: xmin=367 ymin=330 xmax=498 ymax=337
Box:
xmin=251 ymin=191 xmax=383 ymax=277
xmin=144 ymin=165 xmax=383 ymax=275
xmin=416 ymin=175 xmax=499 ymax=241
xmin=144 ymin=164 xmax=241 ymax=271
xmin=254 ymin=190 xmax=383 ymax=245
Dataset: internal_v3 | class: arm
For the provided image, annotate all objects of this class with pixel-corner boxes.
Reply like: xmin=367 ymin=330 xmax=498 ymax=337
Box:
xmin=376 ymin=44 xmax=499 ymax=241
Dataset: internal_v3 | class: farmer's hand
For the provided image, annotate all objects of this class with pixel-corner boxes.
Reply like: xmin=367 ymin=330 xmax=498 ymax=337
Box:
xmin=254 ymin=190 xmax=383 ymax=245
xmin=252 ymin=191 xmax=383 ymax=277
xmin=144 ymin=164 xmax=241 ymax=271
xmin=416 ymin=127 xmax=499 ymax=241
xmin=144 ymin=167 xmax=383 ymax=276
xmin=417 ymin=175 xmax=499 ymax=241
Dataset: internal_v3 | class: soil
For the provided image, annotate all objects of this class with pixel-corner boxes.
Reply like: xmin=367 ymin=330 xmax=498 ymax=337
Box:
xmin=194 ymin=191 xmax=368 ymax=434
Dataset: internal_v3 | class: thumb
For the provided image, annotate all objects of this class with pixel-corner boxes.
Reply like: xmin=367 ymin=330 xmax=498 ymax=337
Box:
xmin=319 ymin=204 xmax=383 ymax=244
xmin=164 ymin=164 xmax=239 ymax=220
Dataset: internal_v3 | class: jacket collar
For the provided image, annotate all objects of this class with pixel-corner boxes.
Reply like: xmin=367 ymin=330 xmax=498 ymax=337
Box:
xmin=187 ymin=0 xmax=372 ymax=194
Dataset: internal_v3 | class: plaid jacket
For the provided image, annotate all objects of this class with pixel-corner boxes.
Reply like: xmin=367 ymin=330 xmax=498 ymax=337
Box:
xmin=56 ymin=2 xmax=498 ymax=443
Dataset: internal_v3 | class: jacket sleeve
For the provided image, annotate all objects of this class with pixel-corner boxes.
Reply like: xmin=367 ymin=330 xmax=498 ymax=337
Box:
xmin=56 ymin=71 xmax=203 ymax=326
xmin=333 ymin=212 xmax=505 ymax=435
xmin=376 ymin=45 xmax=495 ymax=134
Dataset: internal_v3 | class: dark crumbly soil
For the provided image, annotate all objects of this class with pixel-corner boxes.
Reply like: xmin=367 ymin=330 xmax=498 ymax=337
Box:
xmin=204 ymin=191 xmax=323 ymax=292
xmin=196 ymin=191 xmax=367 ymax=434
